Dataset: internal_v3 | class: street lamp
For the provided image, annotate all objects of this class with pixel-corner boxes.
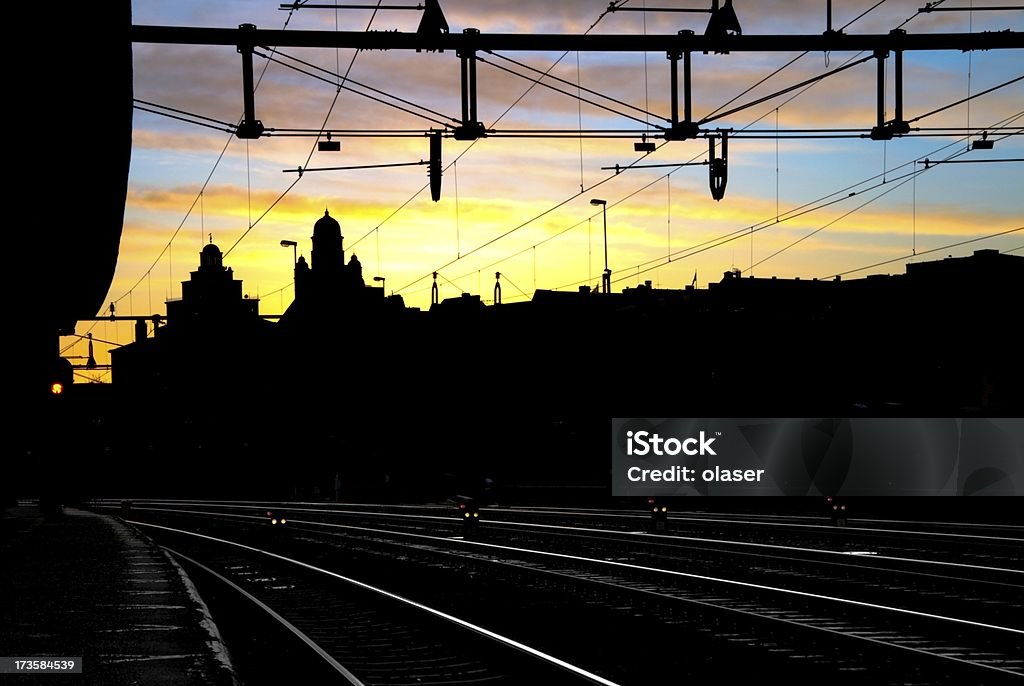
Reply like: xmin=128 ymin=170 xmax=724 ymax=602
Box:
xmin=373 ymin=275 xmax=386 ymax=294
xmin=590 ymin=198 xmax=611 ymax=293
xmin=280 ymin=239 xmax=298 ymax=267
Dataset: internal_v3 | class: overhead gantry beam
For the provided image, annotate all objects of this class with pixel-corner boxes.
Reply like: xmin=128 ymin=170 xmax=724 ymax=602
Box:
xmin=133 ymin=24 xmax=1023 ymax=144
xmin=131 ymin=25 xmax=1022 ymax=52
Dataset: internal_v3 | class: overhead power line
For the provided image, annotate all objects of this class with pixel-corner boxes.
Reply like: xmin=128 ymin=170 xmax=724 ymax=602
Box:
xmin=542 ymin=110 xmax=1021 ymax=294
xmin=108 ymin=5 xmax=306 ymax=309
xmin=261 ymin=48 xmax=460 ymax=126
xmin=345 ymin=0 xmax=635 ymax=254
xmin=225 ymin=1 xmax=388 ymax=258
xmin=908 ymin=74 xmax=1024 ymax=124
xmin=477 ymin=55 xmax=659 ymax=128
xmin=823 ymin=226 xmax=1024 ymax=279
xmin=391 ymin=0 xmax=966 ymax=294
xmin=483 ymin=51 xmax=668 ymax=123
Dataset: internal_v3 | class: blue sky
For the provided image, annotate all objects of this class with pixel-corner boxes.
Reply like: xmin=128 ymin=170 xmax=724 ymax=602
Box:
xmin=67 ymin=1 xmax=1023 ymax=375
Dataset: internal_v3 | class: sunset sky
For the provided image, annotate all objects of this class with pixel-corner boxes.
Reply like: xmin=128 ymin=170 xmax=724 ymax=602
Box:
xmin=68 ymin=1 xmax=1022 ymax=376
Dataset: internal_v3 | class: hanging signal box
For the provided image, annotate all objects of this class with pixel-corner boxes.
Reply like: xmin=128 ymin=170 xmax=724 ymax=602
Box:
xmin=318 ymin=140 xmax=341 ymax=152
xmin=971 ymin=139 xmax=994 ymax=150
xmin=634 ymin=142 xmax=656 ymax=153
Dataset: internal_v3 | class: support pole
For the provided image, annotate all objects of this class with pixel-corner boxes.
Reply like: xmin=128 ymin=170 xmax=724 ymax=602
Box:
xmin=683 ymin=48 xmax=693 ymax=124
xmin=665 ymin=30 xmax=699 ymax=140
xmin=469 ymin=47 xmax=478 ymax=123
xmin=459 ymin=54 xmax=469 ymax=124
xmin=870 ymin=49 xmax=893 ymax=140
xmin=890 ymin=29 xmax=911 ymax=134
xmin=669 ymin=49 xmax=680 ymax=127
xmin=236 ymin=23 xmax=265 ymax=139
xmin=454 ymin=28 xmax=486 ymax=140
xmin=895 ymin=48 xmax=904 ymax=124
xmin=876 ymin=50 xmax=886 ymax=130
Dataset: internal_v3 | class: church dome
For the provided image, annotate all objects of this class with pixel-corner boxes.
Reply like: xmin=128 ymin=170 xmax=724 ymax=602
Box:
xmin=200 ymin=242 xmax=224 ymax=270
xmin=313 ymin=209 xmax=341 ymax=239
xmin=311 ymin=209 xmax=344 ymax=273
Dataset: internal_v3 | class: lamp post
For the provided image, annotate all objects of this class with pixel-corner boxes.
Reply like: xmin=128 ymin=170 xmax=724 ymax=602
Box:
xmin=280 ymin=239 xmax=298 ymax=266
xmin=590 ymin=198 xmax=610 ymax=293
xmin=373 ymin=275 xmax=386 ymax=294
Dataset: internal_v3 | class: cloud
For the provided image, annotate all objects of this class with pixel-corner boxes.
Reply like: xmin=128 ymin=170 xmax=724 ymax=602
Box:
xmin=108 ymin=1 xmax=1024 ymax=314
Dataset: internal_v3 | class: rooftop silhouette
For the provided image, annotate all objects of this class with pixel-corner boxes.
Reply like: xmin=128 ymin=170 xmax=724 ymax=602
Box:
xmin=104 ymin=210 xmax=1022 ymax=423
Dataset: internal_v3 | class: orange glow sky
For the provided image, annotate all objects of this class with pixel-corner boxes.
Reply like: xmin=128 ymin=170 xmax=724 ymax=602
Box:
xmin=66 ymin=1 xmax=1023 ymax=378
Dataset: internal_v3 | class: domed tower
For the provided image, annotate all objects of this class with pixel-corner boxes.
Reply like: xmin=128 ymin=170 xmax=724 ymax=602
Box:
xmin=312 ymin=209 xmax=344 ymax=275
xmin=199 ymin=242 xmax=225 ymax=272
xmin=294 ymin=255 xmax=310 ymax=301
xmin=166 ymin=241 xmax=258 ymax=326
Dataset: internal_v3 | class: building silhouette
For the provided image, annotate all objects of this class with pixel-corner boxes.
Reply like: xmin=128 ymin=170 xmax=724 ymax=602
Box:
xmin=282 ymin=210 xmax=405 ymax=331
xmin=110 ymin=209 xmax=1023 ymax=418
xmin=93 ymin=210 xmax=1023 ymax=498
xmin=111 ymin=241 xmax=272 ymax=393
xmin=166 ymin=241 xmax=260 ymax=326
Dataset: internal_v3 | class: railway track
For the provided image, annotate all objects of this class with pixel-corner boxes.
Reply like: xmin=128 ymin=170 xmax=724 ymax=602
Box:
xmin=107 ymin=501 xmax=1024 ymax=607
xmin=96 ymin=501 xmax=1024 ymax=685
xmin=145 ymin=523 xmax=619 ymax=685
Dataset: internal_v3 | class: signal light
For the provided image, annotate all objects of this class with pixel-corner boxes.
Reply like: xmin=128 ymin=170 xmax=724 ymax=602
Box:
xmin=271 ymin=518 xmax=278 ymax=525
xmin=650 ymin=501 xmax=668 ymax=533
xmin=50 ymin=382 xmax=64 ymax=395
xmin=281 ymin=519 xmax=287 ymax=524
xmin=429 ymin=131 xmax=442 ymax=202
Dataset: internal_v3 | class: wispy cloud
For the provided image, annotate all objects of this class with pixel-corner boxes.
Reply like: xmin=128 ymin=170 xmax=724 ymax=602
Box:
xmin=105 ymin=1 xmax=1024 ymax=316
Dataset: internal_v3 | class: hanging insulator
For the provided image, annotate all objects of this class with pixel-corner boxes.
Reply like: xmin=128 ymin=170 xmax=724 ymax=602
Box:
xmin=708 ymin=131 xmax=729 ymax=201
xmin=429 ymin=131 xmax=443 ymax=202
xmin=86 ymin=333 xmax=97 ymax=369
xmin=431 ymin=271 xmax=439 ymax=305
xmin=494 ymin=272 xmax=502 ymax=305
